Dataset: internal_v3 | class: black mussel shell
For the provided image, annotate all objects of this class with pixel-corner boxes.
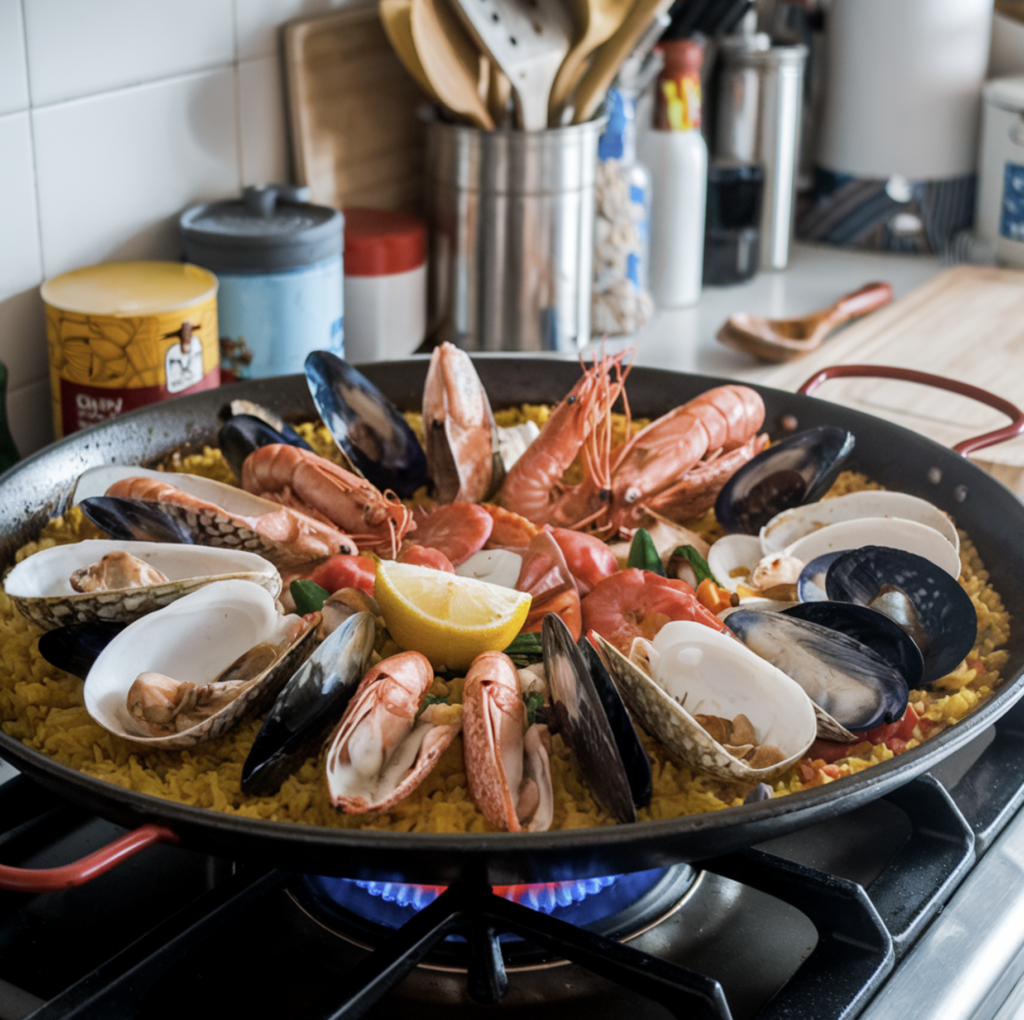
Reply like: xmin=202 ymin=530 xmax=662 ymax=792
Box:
xmin=715 ymin=427 xmax=856 ymax=535
xmin=80 ymin=497 xmax=196 ymax=545
xmin=797 ymin=551 xmax=844 ymax=603
xmin=784 ymin=601 xmax=925 ymax=690
xmin=218 ymin=414 xmax=312 ymax=478
xmin=38 ymin=622 xmax=125 ymax=680
xmin=217 ymin=400 xmax=309 ymax=446
xmin=542 ymin=614 xmax=639 ymax=823
xmin=305 ymin=351 xmax=427 ymax=498
xmin=727 ymin=608 xmax=908 ymax=732
xmin=580 ymin=638 xmax=652 ymax=809
xmin=241 ymin=611 xmax=376 ymax=797
xmin=825 ymin=546 xmax=976 ymax=685
xmin=744 ymin=783 xmax=773 ymax=804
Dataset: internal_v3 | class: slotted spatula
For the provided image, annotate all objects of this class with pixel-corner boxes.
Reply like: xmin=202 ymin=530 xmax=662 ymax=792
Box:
xmin=450 ymin=0 xmax=574 ymax=131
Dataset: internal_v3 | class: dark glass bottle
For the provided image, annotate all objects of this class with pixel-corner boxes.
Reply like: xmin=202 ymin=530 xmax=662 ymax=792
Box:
xmin=0 ymin=363 xmax=21 ymax=474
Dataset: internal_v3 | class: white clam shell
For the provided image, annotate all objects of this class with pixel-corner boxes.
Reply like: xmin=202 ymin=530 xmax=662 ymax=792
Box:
xmin=5 ymin=540 xmax=281 ymax=630
xmin=597 ymin=622 xmax=817 ymax=782
xmin=706 ymin=535 xmax=763 ymax=594
xmin=455 ymin=549 xmax=524 ymax=589
xmin=761 ymin=491 xmax=959 ymax=557
xmin=784 ymin=517 xmax=961 ymax=579
xmin=84 ymin=579 xmax=313 ymax=749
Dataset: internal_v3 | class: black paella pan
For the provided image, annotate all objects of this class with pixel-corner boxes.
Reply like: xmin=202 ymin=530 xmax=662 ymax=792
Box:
xmin=0 ymin=358 xmax=1022 ymax=889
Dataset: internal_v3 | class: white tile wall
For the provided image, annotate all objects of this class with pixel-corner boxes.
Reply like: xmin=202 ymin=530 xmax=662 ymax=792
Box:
xmin=1 ymin=0 xmax=361 ymax=456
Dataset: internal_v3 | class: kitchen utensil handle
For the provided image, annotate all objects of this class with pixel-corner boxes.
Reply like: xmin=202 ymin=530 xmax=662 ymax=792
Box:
xmin=798 ymin=364 xmax=1024 ymax=456
xmin=831 ymin=281 xmax=893 ymax=321
xmin=0 ymin=823 xmax=179 ymax=893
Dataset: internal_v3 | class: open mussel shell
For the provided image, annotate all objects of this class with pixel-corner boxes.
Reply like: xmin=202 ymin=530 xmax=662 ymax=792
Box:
xmin=38 ymin=621 xmax=125 ymax=680
xmin=797 ymin=552 xmax=843 ymax=603
xmin=241 ymin=611 xmax=376 ymax=797
xmin=726 ymin=608 xmax=909 ymax=738
xmin=5 ymin=540 xmax=281 ymax=631
xmin=580 ymin=637 xmax=652 ymax=809
xmin=783 ymin=602 xmax=925 ymax=691
xmin=218 ymin=399 xmax=312 ymax=447
xmin=542 ymin=614 xmax=641 ymax=823
xmin=760 ymin=490 xmax=959 ymax=556
xmin=80 ymin=497 xmax=197 ymax=545
xmin=84 ymin=580 xmax=318 ymax=750
xmin=715 ymin=426 xmax=855 ymax=535
xmin=825 ymin=546 xmax=977 ymax=685
xmin=595 ymin=621 xmax=817 ymax=782
xmin=218 ymin=414 xmax=312 ymax=479
xmin=305 ymin=350 xmax=427 ymax=498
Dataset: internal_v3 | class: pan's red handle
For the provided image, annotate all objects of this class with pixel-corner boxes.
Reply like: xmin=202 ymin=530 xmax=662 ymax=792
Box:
xmin=798 ymin=364 xmax=1024 ymax=457
xmin=0 ymin=823 xmax=179 ymax=893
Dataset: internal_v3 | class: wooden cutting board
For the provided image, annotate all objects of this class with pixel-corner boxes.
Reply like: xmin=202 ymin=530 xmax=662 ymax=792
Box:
xmin=284 ymin=6 xmax=429 ymax=212
xmin=755 ymin=266 xmax=1024 ymax=495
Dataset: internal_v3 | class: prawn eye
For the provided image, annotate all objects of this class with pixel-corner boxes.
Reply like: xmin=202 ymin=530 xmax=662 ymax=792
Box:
xmin=598 ymin=489 xmax=611 ymax=501
xmin=566 ymin=395 xmax=577 ymax=405
xmin=431 ymin=419 xmax=445 ymax=429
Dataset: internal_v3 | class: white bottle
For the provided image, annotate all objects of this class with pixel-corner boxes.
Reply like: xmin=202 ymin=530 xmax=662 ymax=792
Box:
xmin=641 ymin=39 xmax=708 ymax=308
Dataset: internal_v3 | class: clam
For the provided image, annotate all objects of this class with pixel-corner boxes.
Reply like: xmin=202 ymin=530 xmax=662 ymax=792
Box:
xmin=78 ymin=470 xmax=353 ymax=568
xmin=825 ymin=545 xmax=977 ymax=684
xmin=760 ymin=490 xmax=959 ymax=557
xmin=305 ymin=350 xmax=427 ymax=498
xmin=595 ymin=621 xmax=817 ymax=781
xmin=5 ymin=540 xmax=281 ymax=631
xmin=715 ymin=426 xmax=856 ymax=535
xmin=542 ymin=614 xmax=651 ymax=823
xmin=84 ymin=580 xmax=318 ymax=749
xmin=726 ymin=608 xmax=909 ymax=741
xmin=241 ymin=611 xmax=376 ymax=797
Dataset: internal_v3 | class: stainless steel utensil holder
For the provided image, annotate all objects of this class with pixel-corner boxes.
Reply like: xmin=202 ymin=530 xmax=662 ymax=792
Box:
xmin=426 ymin=118 xmax=603 ymax=352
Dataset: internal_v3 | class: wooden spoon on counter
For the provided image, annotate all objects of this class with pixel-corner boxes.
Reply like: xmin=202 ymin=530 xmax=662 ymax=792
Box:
xmin=715 ymin=282 xmax=894 ymax=362
xmin=548 ymin=0 xmax=633 ymax=124
xmin=410 ymin=0 xmax=495 ymax=130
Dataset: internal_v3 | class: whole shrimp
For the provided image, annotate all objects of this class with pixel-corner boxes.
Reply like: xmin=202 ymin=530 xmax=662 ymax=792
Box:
xmin=241 ymin=444 xmax=413 ymax=558
xmin=497 ymin=351 xmax=630 ymax=528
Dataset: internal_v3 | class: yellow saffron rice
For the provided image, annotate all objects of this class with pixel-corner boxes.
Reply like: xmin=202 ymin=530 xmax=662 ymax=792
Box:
xmin=0 ymin=418 xmax=1010 ymax=832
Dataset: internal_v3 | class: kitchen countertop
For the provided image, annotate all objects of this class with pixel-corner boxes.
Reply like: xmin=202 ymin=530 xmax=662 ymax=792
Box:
xmin=587 ymin=242 xmax=942 ymax=384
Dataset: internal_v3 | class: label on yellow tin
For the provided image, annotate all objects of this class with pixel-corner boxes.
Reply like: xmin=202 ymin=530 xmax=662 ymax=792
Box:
xmin=42 ymin=262 xmax=219 ymax=437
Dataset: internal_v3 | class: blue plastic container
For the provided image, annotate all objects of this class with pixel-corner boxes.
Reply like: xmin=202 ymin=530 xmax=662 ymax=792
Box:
xmin=180 ymin=186 xmax=343 ymax=381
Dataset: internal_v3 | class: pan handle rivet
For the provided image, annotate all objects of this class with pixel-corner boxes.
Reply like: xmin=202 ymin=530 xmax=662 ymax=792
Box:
xmin=954 ymin=485 xmax=968 ymax=502
xmin=927 ymin=467 xmax=942 ymax=484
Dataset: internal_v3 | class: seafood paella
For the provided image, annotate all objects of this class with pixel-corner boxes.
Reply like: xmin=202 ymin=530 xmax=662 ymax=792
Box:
xmin=0 ymin=349 xmax=1009 ymax=834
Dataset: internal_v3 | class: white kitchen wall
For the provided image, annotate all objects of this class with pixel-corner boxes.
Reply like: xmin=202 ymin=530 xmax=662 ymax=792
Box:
xmin=0 ymin=0 xmax=367 ymax=457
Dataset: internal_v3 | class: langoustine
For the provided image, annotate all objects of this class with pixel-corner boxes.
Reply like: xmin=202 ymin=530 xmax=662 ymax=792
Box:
xmin=323 ymin=651 xmax=462 ymax=813
xmin=462 ymin=651 xmax=553 ymax=832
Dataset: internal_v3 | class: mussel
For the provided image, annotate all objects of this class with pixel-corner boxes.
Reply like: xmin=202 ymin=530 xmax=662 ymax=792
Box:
xmin=305 ymin=350 xmax=427 ymax=498
xmin=218 ymin=413 xmax=312 ymax=479
xmin=715 ymin=426 xmax=855 ymax=535
xmin=38 ymin=621 xmax=125 ymax=680
xmin=825 ymin=545 xmax=977 ymax=684
xmin=542 ymin=614 xmax=652 ymax=823
xmin=726 ymin=608 xmax=909 ymax=739
xmin=241 ymin=611 xmax=376 ymax=797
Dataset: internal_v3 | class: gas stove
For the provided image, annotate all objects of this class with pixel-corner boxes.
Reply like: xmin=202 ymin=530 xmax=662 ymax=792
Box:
xmin=3 ymin=697 xmax=1024 ymax=1020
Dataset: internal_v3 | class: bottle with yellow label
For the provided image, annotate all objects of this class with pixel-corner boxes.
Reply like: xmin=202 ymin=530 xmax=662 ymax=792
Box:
xmin=41 ymin=261 xmax=219 ymax=438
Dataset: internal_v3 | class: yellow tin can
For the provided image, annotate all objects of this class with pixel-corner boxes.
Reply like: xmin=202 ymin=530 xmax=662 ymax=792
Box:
xmin=42 ymin=261 xmax=220 ymax=438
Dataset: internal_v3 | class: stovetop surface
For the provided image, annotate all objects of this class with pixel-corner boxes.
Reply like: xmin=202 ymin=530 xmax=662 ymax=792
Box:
xmin=2 ymin=700 xmax=1024 ymax=1020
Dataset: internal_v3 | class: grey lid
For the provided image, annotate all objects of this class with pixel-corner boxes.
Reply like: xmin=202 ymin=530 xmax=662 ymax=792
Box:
xmin=179 ymin=185 xmax=344 ymax=271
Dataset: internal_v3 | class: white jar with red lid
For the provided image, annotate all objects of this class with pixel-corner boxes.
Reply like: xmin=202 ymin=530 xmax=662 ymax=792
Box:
xmin=343 ymin=208 xmax=427 ymax=362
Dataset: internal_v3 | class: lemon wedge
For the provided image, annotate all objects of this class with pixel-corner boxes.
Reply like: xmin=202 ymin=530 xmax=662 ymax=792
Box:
xmin=374 ymin=560 xmax=531 ymax=672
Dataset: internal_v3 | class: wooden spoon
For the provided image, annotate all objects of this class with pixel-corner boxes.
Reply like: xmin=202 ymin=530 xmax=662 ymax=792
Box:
xmin=379 ymin=0 xmax=442 ymax=103
xmin=548 ymin=0 xmax=633 ymax=124
xmin=715 ymin=282 xmax=894 ymax=363
xmin=571 ymin=0 xmax=675 ymax=125
xmin=410 ymin=0 xmax=495 ymax=130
